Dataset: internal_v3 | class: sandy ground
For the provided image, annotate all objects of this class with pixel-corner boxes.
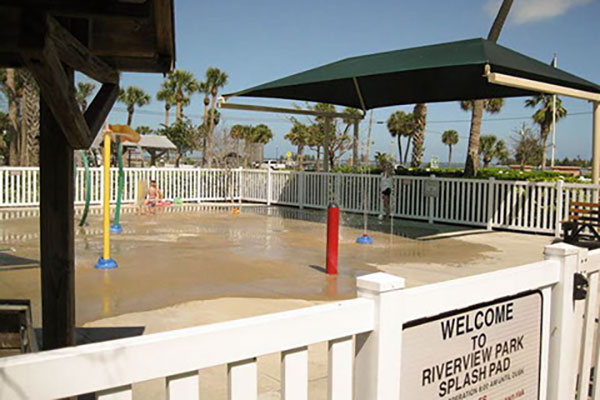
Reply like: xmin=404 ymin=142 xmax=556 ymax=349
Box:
xmin=0 ymin=204 xmax=555 ymax=398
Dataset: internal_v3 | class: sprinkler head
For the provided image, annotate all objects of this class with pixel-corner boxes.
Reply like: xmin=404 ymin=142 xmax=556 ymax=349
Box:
xmin=356 ymin=234 xmax=373 ymax=245
xmin=110 ymin=224 xmax=123 ymax=234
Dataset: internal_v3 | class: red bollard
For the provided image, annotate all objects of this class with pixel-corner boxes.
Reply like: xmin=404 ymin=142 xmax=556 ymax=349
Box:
xmin=326 ymin=203 xmax=339 ymax=275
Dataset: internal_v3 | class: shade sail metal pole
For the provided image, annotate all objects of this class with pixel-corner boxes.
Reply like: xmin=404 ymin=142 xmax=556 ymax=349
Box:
xmin=593 ymin=102 xmax=600 ymax=184
xmin=551 ymin=54 xmax=558 ymax=168
xmin=352 ymin=77 xmax=367 ymax=113
xmin=487 ymin=72 xmax=600 ymax=102
xmin=219 ymin=101 xmax=363 ymax=121
xmin=551 ymin=94 xmax=556 ymax=168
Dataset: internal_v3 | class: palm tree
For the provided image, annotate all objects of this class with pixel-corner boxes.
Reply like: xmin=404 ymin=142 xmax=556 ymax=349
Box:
xmin=479 ymin=134 xmax=508 ymax=168
xmin=461 ymin=98 xmax=505 ymax=172
xmin=156 ymin=87 xmax=175 ymax=126
xmin=3 ymin=68 xmax=19 ymax=165
xmin=463 ymin=0 xmax=513 ymax=176
xmin=20 ymin=69 xmax=39 ymax=165
xmin=524 ymin=94 xmax=567 ymax=169
xmin=195 ymin=81 xmax=211 ymax=125
xmin=248 ymin=124 xmax=273 ymax=145
xmin=75 ymin=82 xmax=97 ymax=111
xmin=231 ymin=124 xmax=251 ymax=167
xmin=159 ymin=70 xmax=196 ymax=124
xmin=411 ymin=103 xmax=427 ymax=168
xmin=285 ymin=119 xmax=310 ymax=170
xmin=441 ymin=129 xmax=459 ymax=166
xmin=386 ymin=110 xmax=415 ymax=165
xmin=117 ymin=86 xmax=150 ymax=126
xmin=204 ymin=67 xmax=228 ymax=167
xmin=342 ymin=107 xmax=362 ymax=166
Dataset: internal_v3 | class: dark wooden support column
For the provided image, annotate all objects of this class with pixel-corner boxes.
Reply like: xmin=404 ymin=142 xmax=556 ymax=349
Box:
xmin=39 ymin=69 xmax=75 ymax=350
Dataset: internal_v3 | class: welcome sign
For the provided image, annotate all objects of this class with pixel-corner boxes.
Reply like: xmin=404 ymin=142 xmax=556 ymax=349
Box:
xmin=400 ymin=291 xmax=542 ymax=400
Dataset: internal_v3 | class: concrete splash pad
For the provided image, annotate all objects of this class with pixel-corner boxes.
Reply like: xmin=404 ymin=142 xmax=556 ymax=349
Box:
xmin=0 ymin=205 xmax=553 ymax=327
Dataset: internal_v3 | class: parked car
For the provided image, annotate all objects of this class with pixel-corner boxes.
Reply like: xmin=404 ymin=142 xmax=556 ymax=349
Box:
xmin=259 ymin=159 xmax=286 ymax=170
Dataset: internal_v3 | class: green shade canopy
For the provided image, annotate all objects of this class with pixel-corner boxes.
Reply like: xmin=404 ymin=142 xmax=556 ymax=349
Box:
xmin=226 ymin=38 xmax=600 ymax=110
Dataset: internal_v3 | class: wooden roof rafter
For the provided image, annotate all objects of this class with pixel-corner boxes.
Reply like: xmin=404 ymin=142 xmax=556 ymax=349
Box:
xmin=21 ymin=13 xmax=119 ymax=149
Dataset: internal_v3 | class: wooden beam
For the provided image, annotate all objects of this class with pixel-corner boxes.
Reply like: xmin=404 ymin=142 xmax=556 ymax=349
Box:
xmin=47 ymin=16 xmax=119 ymax=84
xmin=22 ymin=34 xmax=94 ymax=149
xmin=0 ymin=0 xmax=152 ymax=19
xmin=84 ymin=83 xmax=119 ymax=138
xmin=154 ymin=0 xmax=175 ymax=70
xmin=39 ymin=70 xmax=75 ymax=350
xmin=17 ymin=14 xmax=120 ymax=84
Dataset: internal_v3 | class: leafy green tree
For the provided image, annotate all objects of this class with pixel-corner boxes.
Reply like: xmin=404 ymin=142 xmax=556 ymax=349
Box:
xmin=285 ymin=119 xmax=310 ymax=170
xmin=158 ymin=119 xmax=199 ymax=167
xmin=135 ymin=125 xmax=154 ymax=135
xmin=479 ymin=134 xmax=508 ymax=168
xmin=512 ymin=124 xmax=543 ymax=169
xmin=411 ymin=103 xmax=427 ymax=167
xmin=159 ymin=70 xmax=196 ymax=123
xmin=312 ymin=103 xmax=352 ymax=170
xmin=375 ymin=151 xmax=394 ymax=170
xmin=463 ymin=0 xmax=513 ymax=177
xmin=441 ymin=129 xmax=459 ymax=166
xmin=117 ymin=86 xmax=150 ymax=126
xmin=524 ymin=94 xmax=567 ymax=169
xmin=75 ymin=82 xmax=96 ymax=111
xmin=386 ymin=110 xmax=415 ymax=164
xmin=204 ymin=67 xmax=228 ymax=167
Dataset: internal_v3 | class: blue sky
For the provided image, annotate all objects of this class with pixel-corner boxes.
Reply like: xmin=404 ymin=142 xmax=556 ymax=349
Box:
xmin=101 ymin=0 xmax=600 ymax=164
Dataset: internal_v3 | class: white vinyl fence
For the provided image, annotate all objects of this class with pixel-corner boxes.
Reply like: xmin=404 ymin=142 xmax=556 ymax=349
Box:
xmin=0 ymin=242 xmax=598 ymax=399
xmin=2 ymin=166 xmax=599 ymax=236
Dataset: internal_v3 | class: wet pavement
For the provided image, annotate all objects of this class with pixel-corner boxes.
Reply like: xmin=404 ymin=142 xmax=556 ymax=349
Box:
xmin=0 ymin=204 xmax=554 ymax=326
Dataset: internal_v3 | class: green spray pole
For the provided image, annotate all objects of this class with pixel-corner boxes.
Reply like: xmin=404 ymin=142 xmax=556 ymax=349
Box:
xmin=110 ymin=136 xmax=124 ymax=233
xmin=79 ymin=151 xmax=92 ymax=227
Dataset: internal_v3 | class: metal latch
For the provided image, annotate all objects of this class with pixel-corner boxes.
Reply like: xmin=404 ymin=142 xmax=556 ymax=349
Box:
xmin=574 ymin=273 xmax=589 ymax=301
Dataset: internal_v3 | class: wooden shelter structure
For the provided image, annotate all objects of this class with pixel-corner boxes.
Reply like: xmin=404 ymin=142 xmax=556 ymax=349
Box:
xmin=0 ymin=0 xmax=175 ymax=350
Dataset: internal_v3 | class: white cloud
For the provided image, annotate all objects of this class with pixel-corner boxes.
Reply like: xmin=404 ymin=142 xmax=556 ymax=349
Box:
xmin=485 ymin=0 xmax=593 ymax=25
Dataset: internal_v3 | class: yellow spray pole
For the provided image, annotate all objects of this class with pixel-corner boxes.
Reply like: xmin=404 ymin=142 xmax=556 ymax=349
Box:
xmin=96 ymin=127 xmax=118 ymax=269
xmin=95 ymin=124 xmax=140 ymax=269
xmin=102 ymin=132 xmax=111 ymax=259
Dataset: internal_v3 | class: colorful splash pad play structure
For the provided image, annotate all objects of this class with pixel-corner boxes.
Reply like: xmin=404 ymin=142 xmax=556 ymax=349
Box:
xmin=94 ymin=124 xmax=141 ymax=270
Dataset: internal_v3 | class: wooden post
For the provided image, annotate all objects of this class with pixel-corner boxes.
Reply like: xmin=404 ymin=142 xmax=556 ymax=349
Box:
xmin=39 ymin=72 xmax=76 ymax=350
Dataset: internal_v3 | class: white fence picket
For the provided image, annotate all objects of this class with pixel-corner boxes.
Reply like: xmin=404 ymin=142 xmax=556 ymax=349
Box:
xmin=281 ymin=346 xmax=308 ymax=400
xmin=327 ymin=337 xmax=353 ymax=400
xmin=96 ymin=386 xmax=133 ymax=400
xmin=167 ymin=371 xmax=199 ymax=400
xmin=228 ymin=359 xmax=257 ymax=400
